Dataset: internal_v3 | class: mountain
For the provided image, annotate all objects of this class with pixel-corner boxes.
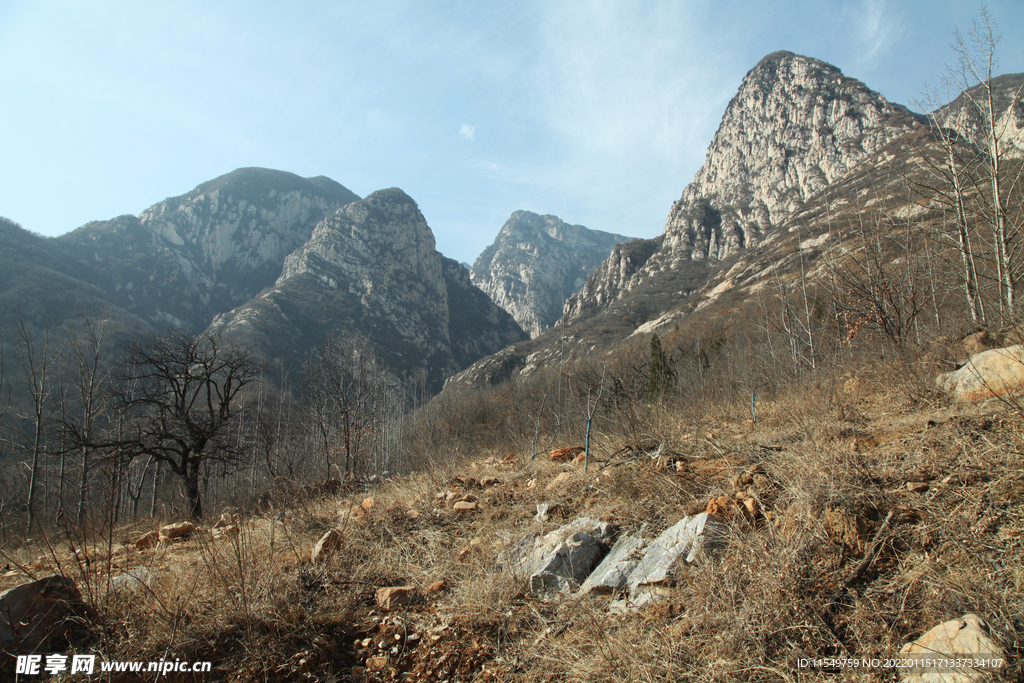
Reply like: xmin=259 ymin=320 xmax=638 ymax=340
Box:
xmin=563 ymin=51 xmax=924 ymax=326
xmin=209 ymin=189 xmax=527 ymax=390
xmin=470 ymin=211 xmax=632 ymax=338
xmin=932 ymin=72 xmax=1024 ymax=158
xmin=447 ymin=52 xmax=1022 ymax=391
xmin=1 ymin=171 xmax=526 ymax=393
xmin=54 ymin=168 xmax=359 ymax=330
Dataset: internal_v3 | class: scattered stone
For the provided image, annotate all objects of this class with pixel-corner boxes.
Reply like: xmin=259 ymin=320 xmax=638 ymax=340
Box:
xmin=906 ymin=482 xmax=930 ymax=493
xmin=535 ymin=503 xmax=561 ymax=522
xmin=550 ymin=446 xmax=584 ymax=462
xmin=0 ymin=575 xmax=89 ymax=649
xmin=311 ymin=529 xmax=345 ymax=564
xmin=626 ymin=513 xmax=726 ymax=604
xmin=962 ymin=330 xmax=990 ymax=355
xmin=937 ymin=345 xmax=1024 ymax=402
xmin=704 ymin=496 xmax=737 ymax=519
xmin=480 ymin=476 xmax=500 ymax=487
xmin=545 ymin=472 xmax=573 ymax=491
xmin=899 ymin=613 xmax=1004 ymax=683
xmin=530 ymin=532 xmax=607 ymax=594
xmin=741 ymin=497 xmax=759 ymax=517
xmin=133 ymin=530 xmax=159 ymax=550
xmin=365 ymin=655 xmax=389 ymax=671
xmin=375 ymin=586 xmax=418 ymax=611
xmin=426 ymin=580 xmax=447 ymax=593
xmin=110 ymin=567 xmax=154 ymax=594
xmin=453 ymin=501 xmax=478 ymax=513
xmin=213 ymin=512 xmax=238 ymax=529
xmin=579 ymin=533 xmax=645 ymax=595
xmin=158 ymin=521 xmax=195 ymax=543
xmin=213 ymin=523 xmax=241 ymax=539
xmin=361 ymin=496 xmax=376 ymax=513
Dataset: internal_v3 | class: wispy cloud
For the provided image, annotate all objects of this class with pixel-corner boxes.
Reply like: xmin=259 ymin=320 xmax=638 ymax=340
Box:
xmin=847 ymin=0 xmax=902 ymax=68
xmin=459 ymin=123 xmax=476 ymax=140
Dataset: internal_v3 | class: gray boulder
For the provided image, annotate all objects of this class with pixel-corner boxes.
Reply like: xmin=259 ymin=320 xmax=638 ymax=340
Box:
xmin=530 ymin=532 xmax=607 ymax=594
xmin=109 ymin=567 xmax=154 ymax=595
xmin=579 ymin=533 xmax=646 ymax=595
xmin=496 ymin=517 xmax=616 ymax=580
xmin=626 ymin=513 xmax=726 ymax=603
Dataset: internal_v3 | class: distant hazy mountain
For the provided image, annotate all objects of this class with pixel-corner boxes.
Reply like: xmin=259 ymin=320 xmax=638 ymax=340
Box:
xmin=471 ymin=211 xmax=631 ymax=337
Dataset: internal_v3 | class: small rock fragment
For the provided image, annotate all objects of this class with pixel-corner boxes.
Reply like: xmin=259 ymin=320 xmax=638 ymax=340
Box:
xmin=133 ymin=530 xmax=159 ymax=550
xmin=158 ymin=521 xmax=195 ymax=543
xmin=311 ymin=529 xmax=345 ymax=564
xmin=375 ymin=586 xmax=418 ymax=611
xmin=549 ymin=446 xmax=584 ymax=462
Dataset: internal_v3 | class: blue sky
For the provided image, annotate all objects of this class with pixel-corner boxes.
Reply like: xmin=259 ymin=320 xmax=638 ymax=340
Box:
xmin=1 ymin=1 xmax=1022 ymax=265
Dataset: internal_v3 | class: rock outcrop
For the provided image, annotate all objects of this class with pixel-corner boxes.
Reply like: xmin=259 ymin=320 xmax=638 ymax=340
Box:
xmin=900 ymin=613 xmax=1005 ymax=683
xmin=58 ymin=168 xmax=359 ymax=329
xmin=936 ymin=345 xmax=1024 ymax=402
xmin=213 ymin=189 xmax=526 ymax=389
xmin=564 ymin=51 xmax=924 ymax=325
xmin=471 ymin=211 xmax=631 ymax=337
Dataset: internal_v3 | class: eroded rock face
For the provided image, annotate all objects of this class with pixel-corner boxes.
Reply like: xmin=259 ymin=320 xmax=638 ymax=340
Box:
xmin=564 ymin=51 xmax=923 ymax=325
xmin=932 ymin=73 xmax=1024 ymax=160
xmin=213 ymin=189 xmax=525 ymax=391
xmin=471 ymin=212 xmax=631 ymax=337
xmin=59 ymin=168 xmax=359 ymax=329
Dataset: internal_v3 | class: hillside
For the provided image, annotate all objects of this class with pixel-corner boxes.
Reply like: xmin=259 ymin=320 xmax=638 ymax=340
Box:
xmin=1 ymin=362 xmax=1019 ymax=681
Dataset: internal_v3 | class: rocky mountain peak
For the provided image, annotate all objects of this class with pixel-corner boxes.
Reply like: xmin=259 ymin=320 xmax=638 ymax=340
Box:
xmin=471 ymin=211 xmax=631 ymax=337
xmin=663 ymin=51 xmax=923 ymax=261
xmin=140 ymin=167 xmax=359 ymax=285
xmin=55 ymin=168 xmax=359 ymax=330
xmin=215 ymin=187 xmax=526 ymax=390
xmin=277 ymin=187 xmax=449 ymax=346
xmin=562 ymin=51 xmax=925 ymax=327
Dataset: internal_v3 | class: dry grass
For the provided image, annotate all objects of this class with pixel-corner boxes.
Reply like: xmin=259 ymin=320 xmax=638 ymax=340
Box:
xmin=1 ymin=356 xmax=1021 ymax=682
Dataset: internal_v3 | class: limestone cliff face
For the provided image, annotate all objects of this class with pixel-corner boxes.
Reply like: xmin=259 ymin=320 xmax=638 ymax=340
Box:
xmin=278 ymin=188 xmax=452 ymax=349
xmin=59 ymin=168 xmax=358 ymax=329
xmin=213 ymin=189 xmax=527 ymax=390
xmin=932 ymin=73 xmax=1024 ymax=159
xmin=564 ymin=51 xmax=923 ymax=324
xmin=471 ymin=211 xmax=631 ymax=337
